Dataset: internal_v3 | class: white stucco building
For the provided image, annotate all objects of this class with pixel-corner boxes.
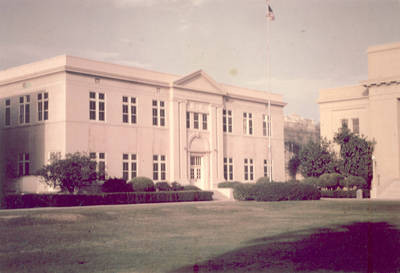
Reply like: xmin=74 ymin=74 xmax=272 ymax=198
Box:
xmin=0 ymin=55 xmax=286 ymax=195
xmin=319 ymin=41 xmax=400 ymax=199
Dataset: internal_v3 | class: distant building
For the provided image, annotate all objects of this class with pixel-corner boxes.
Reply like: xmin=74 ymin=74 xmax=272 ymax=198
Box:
xmin=284 ymin=114 xmax=320 ymax=180
xmin=319 ymin=41 xmax=400 ymax=199
xmin=0 ymin=55 xmax=286 ymax=196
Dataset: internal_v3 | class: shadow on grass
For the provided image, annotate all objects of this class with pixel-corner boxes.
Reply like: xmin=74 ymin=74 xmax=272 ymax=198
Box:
xmin=171 ymin=222 xmax=400 ymax=273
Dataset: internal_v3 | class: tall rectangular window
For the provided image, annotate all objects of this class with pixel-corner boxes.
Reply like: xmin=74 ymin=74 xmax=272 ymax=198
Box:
xmin=244 ymin=158 xmax=254 ymax=181
xmin=19 ymin=95 xmax=30 ymax=124
xmin=153 ymin=154 xmax=166 ymax=181
xmin=264 ymin=159 xmax=272 ymax=180
xmin=341 ymin=119 xmax=348 ymax=128
xmin=202 ymin=114 xmax=207 ymax=130
xmin=89 ymin=92 xmax=105 ymax=121
xmin=243 ymin=112 xmax=253 ymax=135
xmin=122 ymin=96 xmax=137 ymax=124
xmin=263 ymin=114 xmax=272 ymax=137
xmin=37 ymin=92 xmax=49 ymax=121
xmin=224 ymin=157 xmax=233 ymax=181
xmin=18 ymin=153 xmax=30 ymax=176
xmin=223 ymin=109 xmax=232 ymax=133
xmin=90 ymin=152 xmax=106 ymax=180
xmin=193 ymin=113 xmax=199 ymax=129
xmin=122 ymin=153 xmax=137 ymax=181
xmin=152 ymin=100 xmax=165 ymax=127
xmin=5 ymin=99 xmax=10 ymax=126
xmin=352 ymin=118 xmax=359 ymax=134
xmin=186 ymin=112 xmax=190 ymax=129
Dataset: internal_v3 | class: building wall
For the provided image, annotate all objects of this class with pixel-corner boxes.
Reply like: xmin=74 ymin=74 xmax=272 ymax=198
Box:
xmin=0 ymin=55 xmax=286 ymax=195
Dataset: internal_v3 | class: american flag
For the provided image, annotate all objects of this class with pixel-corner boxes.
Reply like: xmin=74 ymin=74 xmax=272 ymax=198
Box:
xmin=266 ymin=1 xmax=275 ymax=21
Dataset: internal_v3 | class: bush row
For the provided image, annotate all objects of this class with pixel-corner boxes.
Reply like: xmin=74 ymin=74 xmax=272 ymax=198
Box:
xmin=303 ymin=174 xmax=367 ymax=190
xmin=320 ymin=189 xmax=370 ymax=199
xmin=232 ymin=182 xmax=320 ymax=202
xmin=102 ymin=177 xmax=200 ymax=193
xmin=3 ymin=191 xmax=213 ymax=209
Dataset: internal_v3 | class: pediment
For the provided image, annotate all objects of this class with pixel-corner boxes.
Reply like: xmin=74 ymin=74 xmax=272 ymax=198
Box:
xmin=173 ymin=70 xmax=224 ymax=94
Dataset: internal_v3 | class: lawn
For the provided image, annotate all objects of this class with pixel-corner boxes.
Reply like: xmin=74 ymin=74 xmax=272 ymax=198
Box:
xmin=1 ymin=199 xmax=400 ymax=273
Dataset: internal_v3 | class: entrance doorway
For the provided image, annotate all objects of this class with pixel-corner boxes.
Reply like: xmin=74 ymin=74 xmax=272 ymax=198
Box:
xmin=190 ymin=155 xmax=203 ymax=187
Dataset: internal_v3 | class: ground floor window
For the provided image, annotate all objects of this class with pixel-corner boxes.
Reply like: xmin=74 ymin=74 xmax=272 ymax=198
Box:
xmin=224 ymin=157 xmax=233 ymax=181
xmin=153 ymin=155 xmax=166 ymax=181
xmin=264 ymin=159 xmax=272 ymax=180
xmin=122 ymin=153 xmax=137 ymax=181
xmin=18 ymin=153 xmax=30 ymax=176
xmin=244 ymin=158 xmax=254 ymax=181
xmin=90 ymin=152 xmax=106 ymax=180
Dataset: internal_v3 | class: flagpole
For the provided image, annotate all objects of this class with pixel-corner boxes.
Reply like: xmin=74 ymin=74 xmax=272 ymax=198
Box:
xmin=266 ymin=0 xmax=273 ymax=182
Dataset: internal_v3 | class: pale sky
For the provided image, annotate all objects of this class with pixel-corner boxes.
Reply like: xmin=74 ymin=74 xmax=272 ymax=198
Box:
xmin=1 ymin=0 xmax=400 ymax=120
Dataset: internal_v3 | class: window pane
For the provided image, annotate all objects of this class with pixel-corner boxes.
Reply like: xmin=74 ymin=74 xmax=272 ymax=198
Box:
xmin=90 ymin=92 xmax=96 ymax=99
xmin=99 ymin=93 xmax=105 ymax=100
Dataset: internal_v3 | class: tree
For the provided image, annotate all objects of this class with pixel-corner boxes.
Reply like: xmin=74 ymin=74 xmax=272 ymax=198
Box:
xmin=298 ymin=139 xmax=336 ymax=178
xmin=333 ymin=126 xmax=374 ymax=188
xmin=288 ymin=156 xmax=301 ymax=180
xmin=36 ymin=152 xmax=103 ymax=193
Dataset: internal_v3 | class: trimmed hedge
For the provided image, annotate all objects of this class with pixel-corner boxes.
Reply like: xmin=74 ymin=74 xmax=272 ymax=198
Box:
xmin=318 ymin=173 xmax=344 ymax=190
xmin=171 ymin=182 xmax=184 ymax=191
xmin=183 ymin=185 xmax=201 ymax=191
xmin=217 ymin=181 xmax=242 ymax=189
xmin=128 ymin=177 xmax=155 ymax=192
xmin=155 ymin=182 xmax=171 ymax=191
xmin=233 ymin=182 xmax=320 ymax=202
xmin=341 ymin=176 xmax=367 ymax=189
xmin=3 ymin=191 xmax=214 ymax=209
xmin=321 ymin=189 xmax=370 ymax=198
xmin=102 ymin=178 xmax=130 ymax=193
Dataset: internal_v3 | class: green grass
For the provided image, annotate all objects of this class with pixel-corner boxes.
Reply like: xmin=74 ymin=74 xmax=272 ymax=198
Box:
xmin=1 ymin=200 xmax=400 ymax=272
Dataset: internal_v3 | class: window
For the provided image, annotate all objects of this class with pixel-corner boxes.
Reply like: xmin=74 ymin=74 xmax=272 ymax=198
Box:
xmin=264 ymin=159 xmax=272 ymax=180
xmin=152 ymin=100 xmax=165 ymax=127
xmin=243 ymin=112 xmax=253 ymax=135
xmin=187 ymin=112 xmax=208 ymax=130
xmin=18 ymin=153 xmax=30 ymax=176
xmin=37 ymin=92 xmax=49 ymax=121
xmin=224 ymin=157 xmax=233 ymax=181
xmin=89 ymin=92 xmax=105 ymax=121
xmin=122 ymin=153 xmax=137 ymax=181
xmin=190 ymin=156 xmax=202 ymax=180
xmin=223 ymin=109 xmax=232 ymax=133
xmin=202 ymin=114 xmax=207 ymax=130
xmin=19 ymin=95 xmax=30 ymax=124
xmin=90 ymin=152 xmax=106 ymax=180
xmin=352 ymin=118 xmax=359 ymax=134
xmin=122 ymin=96 xmax=137 ymax=124
xmin=244 ymin=158 xmax=254 ymax=181
xmin=5 ymin=99 xmax=10 ymax=126
xmin=263 ymin=114 xmax=271 ymax=137
xmin=341 ymin=119 xmax=348 ymax=128
xmin=153 ymin=154 xmax=166 ymax=181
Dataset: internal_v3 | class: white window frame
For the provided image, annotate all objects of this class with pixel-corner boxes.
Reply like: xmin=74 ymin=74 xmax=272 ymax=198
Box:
xmin=244 ymin=158 xmax=254 ymax=181
xmin=186 ymin=112 xmax=208 ymax=131
xmin=18 ymin=153 xmax=30 ymax=176
xmin=152 ymin=100 xmax=165 ymax=127
xmin=89 ymin=92 xmax=105 ymax=122
xmin=223 ymin=109 xmax=233 ymax=133
xmin=122 ymin=96 xmax=137 ymax=124
xmin=224 ymin=157 xmax=234 ymax=181
xmin=19 ymin=95 xmax=30 ymax=125
xmin=263 ymin=114 xmax=272 ymax=137
xmin=122 ymin=153 xmax=137 ymax=181
xmin=153 ymin=154 xmax=166 ymax=181
xmin=243 ymin=112 xmax=253 ymax=135
xmin=37 ymin=92 xmax=49 ymax=122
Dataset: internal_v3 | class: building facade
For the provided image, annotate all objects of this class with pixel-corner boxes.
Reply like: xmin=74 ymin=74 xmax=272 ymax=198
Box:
xmin=319 ymin=41 xmax=400 ymax=199
xmin=0 ymin=55 xmax=286 ymax=195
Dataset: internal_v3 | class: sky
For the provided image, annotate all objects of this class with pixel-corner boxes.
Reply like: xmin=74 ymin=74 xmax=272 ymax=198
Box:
xmin=1 ymin=0 xmax=400 ymax=121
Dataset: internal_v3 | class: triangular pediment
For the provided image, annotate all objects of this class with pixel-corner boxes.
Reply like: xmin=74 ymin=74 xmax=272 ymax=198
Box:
xmin=173 ymin=70 xmax=224 ymax=94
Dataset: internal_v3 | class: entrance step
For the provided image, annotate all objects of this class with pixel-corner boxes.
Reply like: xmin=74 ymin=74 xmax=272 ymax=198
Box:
xmin=212 ymin=188 xmax=234 ymax=201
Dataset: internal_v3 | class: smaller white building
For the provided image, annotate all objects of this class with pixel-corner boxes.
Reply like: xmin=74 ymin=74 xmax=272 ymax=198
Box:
xmin=0 ymin=55 xmax=286 ymax=194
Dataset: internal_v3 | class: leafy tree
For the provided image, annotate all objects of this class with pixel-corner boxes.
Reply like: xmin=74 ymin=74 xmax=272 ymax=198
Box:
xmin=288 ymin=156 xmax=301 ymax=180
xmin=333 ymin=126 xmax=374 ymax=188
xmin=36 ymin=152 xmax=102 ymax=193
xmin=298 ymin=139 xmax=336 ymax=178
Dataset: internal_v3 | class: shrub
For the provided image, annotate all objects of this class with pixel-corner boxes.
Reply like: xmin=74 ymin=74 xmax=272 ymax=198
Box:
xmin=183 ymin=185 xmax=201 ymax=191
xmin=128 ymin=177 xmax=155 ymax=192
xmin=256 ymin=177 xmax=272 ymax=184
xmin=342 ymin=176 xmax=367 ymax=189
xmin=102 ymin=178 xmax=130 ymax=193
xmin=302 ymin=177 xmax=319 ymax=187
xmin=320 ymin=189 xmax=370 ymax=198
xmin=155 ymin=182 xmax=171 ymax=191
xmin=171 ymin=182 xmax=184 ymax=191
xmin=318 ymin=173 xmax=343 ymax=190
xmin=233 ymin=183 xmax=258 ymax=201
xmin=254 ymin=182 xmax=320 ymax=201
xmin=218 ymin=181 xmax=242 ymax=188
